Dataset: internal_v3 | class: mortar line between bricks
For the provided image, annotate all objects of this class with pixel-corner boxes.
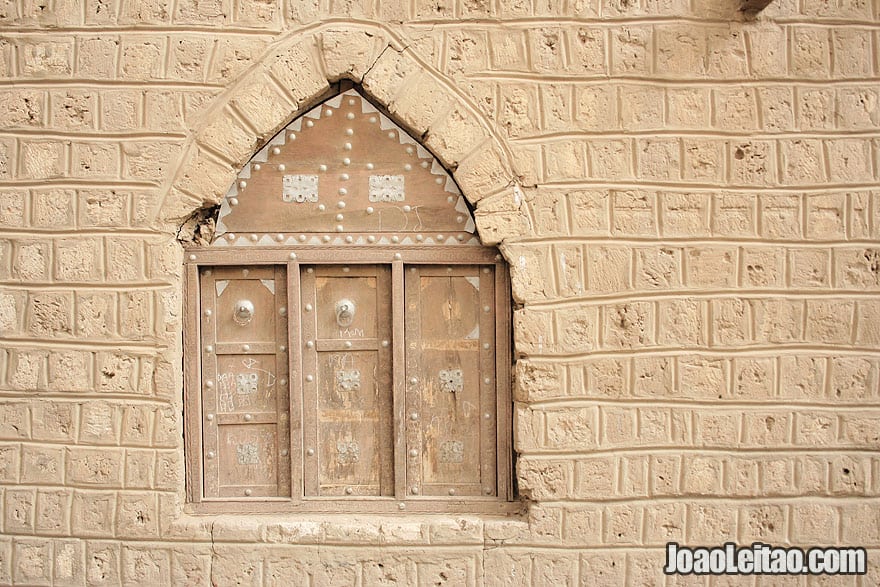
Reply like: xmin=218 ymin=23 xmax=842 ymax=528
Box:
xmin=520 ymin=290 xmax=880 ymax=310
xmin=532 ymin=179 xmax=880 ymax=192
xmin=518 ymin=345 xmax=880 ymax=361
xmin=521 ymin=397 xmax=880 ymax=410
xmin=0 ymin=338 xmax=169 ymax=351
xmin=464 ymin=72 xmax=880 ymax=85
xmin=0 ymin=79 xmax=226 ymax=89
xmin=0 ymin=281 xmax=177 ymax=290
xmin=520 ymin=447 xmax=880 ymax=457
xmin=0 ymin=130 xmax=189 ymax=140
xmin=0 ymin=393 xmax=173 ymax=404
xmin=509 ymin=130 xmax=880 ymax=143
xmin=504 ymin=236 xmax=880 ymax=247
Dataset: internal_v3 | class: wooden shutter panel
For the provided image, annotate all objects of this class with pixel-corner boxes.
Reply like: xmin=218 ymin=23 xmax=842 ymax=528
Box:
xmin=199 ymin=266 xmax=290 ymax=498
xmin=300 ymin=265 xmax=394 ymax=497
xmin=404 ymin=265 xmax=498 ymax=497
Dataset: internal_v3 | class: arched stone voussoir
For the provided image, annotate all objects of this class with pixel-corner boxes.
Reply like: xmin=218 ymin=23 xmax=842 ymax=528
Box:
xmin=318 ymin=26 xmax=390 ymax=82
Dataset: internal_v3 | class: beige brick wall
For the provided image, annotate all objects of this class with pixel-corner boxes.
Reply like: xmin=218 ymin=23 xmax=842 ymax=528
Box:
xmin=0 ymin=0 xmax=878 ymax=584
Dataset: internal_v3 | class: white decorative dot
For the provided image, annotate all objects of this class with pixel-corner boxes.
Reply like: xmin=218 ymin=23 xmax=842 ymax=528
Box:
xmin=348 ymin=98 xmax=356 ymax=106
xmin=387 ymin=131 xmax=395 ymax=138
xmin=227 ymin=233 xmax=236 ymax=240
xmin=253 ymin=164 xmax=261 ymax=171
xmin=298 ymin=234 xmax=307 ymax=242
xmin=369 ymin=116 xmax=377 ymax=123
xmin=343 ymin=158 xmax=351 ymax=165
xmin=447 ymin=196 xmax=455 ymax=203
xmin=318 ymin=204 xmax=326 ymax=211
xmin=319 ymin=164 xmax=327 ymax=172
xmin=188 ymin=254 xmax=197 ymax=261
xmin=335 ymin=214 xmax=344 ymax=221
xmin=403 ymin=205 xmax=411 ymax=212
xmin=366 ymin=207 xmax=374 ymax=214
xmin=278 ymin=164 xmax=286 ymax=171
xmin=406 ymin=147 xmax=414 ymax=155
xmin=421 ymin=161 xmax=429 ymax=168
xmin=250 ymin=234 xmax=258 ymax=241
xmin=238 ymin=180 xmax=247 ymax=189
xmin=345 ymin=128 xmax=353 ymax=135
xmin=323 ymin=235 xmax=331 ymax=242
xmin=416 ymin=234 xmax=423 ymax=242
xmin=346 ymin=112 xmax=355 ymax=120
xmin=272 ymin=147 xmax=281 ymax=155
xmin=336 ymin=225 xmax=344 ymax=232
xmin=337 ymin=201 xmax=346 ymax=209
xmin=339 ymin=188 xmax=347 ymax=195
xmin=404 ymin=164 xmax=412 ymax=171
xmin=366 ymin=163 xmax=374 ymax=170
xmin=437 ymin=234 xmax=444 ymax=241
xmin=344 ymin=143 xmax=352 ymax=151
xmin=367 ymin=235 xmax=376 ymax=243
xmin=435 ymin=177 xmax=443 ymax=184
xmin=325 ymin=108 xmax=333 ymax=116
xmin=306 ymin=120 xmax=314 ymax=127
xmin=456 ymin=216 xmax=464 ymax=223
xmin=275 ymin=233 xmax=284 ymax=242
xmin=391 ymin=236 xmax=399 ymax=243
xmin=288 ymin=132 xmax=296 ymax=140
xmin=289 ymin=252 xmax=297 ymax=260
xmin=394 ymin=253 xmax=402 ymax=260
xmin=345 ymin=235 xmax=353 ymax=243
xmin=229 ymin=198 xmax=239 ymax=206
xmin=457 ymin=235 xmax=465 ymax=241
xmin=340 ymin=173 xmax=349 ymax=181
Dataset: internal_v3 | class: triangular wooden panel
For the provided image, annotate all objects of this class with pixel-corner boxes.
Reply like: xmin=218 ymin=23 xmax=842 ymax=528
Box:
xmin=213 ymin=89 xmax=479 ymax=247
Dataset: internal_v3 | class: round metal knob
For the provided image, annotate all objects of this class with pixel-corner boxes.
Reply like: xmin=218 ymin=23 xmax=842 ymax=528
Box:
xmin=233 ymin=300 xmax=254 ymax=326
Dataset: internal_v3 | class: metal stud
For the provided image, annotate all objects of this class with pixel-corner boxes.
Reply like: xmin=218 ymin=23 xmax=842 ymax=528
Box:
xmin=403 ymin=205 xmax=411 ymax=212
xmin=369 ymin=116 xmax=377 ymax=123
xmin=239 ymin=180 xmax=247 ymax=188
xmin=421 ymin=161 xmax=429 ymax=168
xmin=227 ymin=233 xmax=236 ymax=240
xmin=305 ymin=304 xmax=312 ymax=312
xmin=406 ymin=147 xmax=414 ymax=154
xmin=484 ymin=306 xmax=491 ymax=313
xmin=457 ymin=235 xmax=465 ymax=241
xmin=391 ymin=236 xmax=400 ymax=244
xmin=318 ymin=204 xmax=326 ymax=211
xmin=335 ymin=225 xmax=344 ymax=232
xmin=279 ymin=307 xmax=287 ymax=316
xmin=366 ymin=207 xmax=374 ymax=214
xmin=244 ymin=489 xmax=252 ymax=496
xmin=275 ymin=233 xmax=285 ymax=242
xmin=437 ymin=235 xmax=445 ymax=241
xmin=345 ymin=236 xmax=353 ymax=243
xmin=411 ymin=486 xmax=419 ymax=495
xmin=447 ymin=196 xmax=454 ymax=203
xmin=325 ymin=108 xmax=333 ymax=116
xmin=249 ymin=234 xmax=258 ymax=242
xmin=205 ymin=270 xmax=212 ymax=276
xmin=289 ymin=252 xmax=297 ymax=260
xmin=483 ymin=343 xmax=490 ymax=350
xmin=346 ymin=113 xmax=355 ymax=120
xmin=410 ymin=413 xmax=419 ymax=421
xmin=345 ymin=487 xmax=353 ymax=495
xmin=253 ymin=164 xmax=261 ymax=171
xmin=337 ymin=201 xmax=346 ymax=208
xmin=344 ymin=341 xmax=352 ymax=348
xmin=409 ymin=449 xmax=418 ymax=457
xmin=272 ymin=147 xmax=281 ymax=155
xmin=367 ymin=235 xmax=376 ymax=243
xmin=416 ymin=234 xmax=424 ymax=242
xmin=404 ymin=164 xmax=412 ymax=171
xmin=484 ymin=487 xmax=493 ymax=495
xmin=342 ymin=266 xmax=350 ymax=272
xmin=398 ymin=502 xmax=406 ymax=510
xmin=307 ymin=448 xmax=315 ymax=456
xmin=242 ymin=269 xmax=249 ymax=276
xmin=448 ymin=489 xmax=456 ymax=496
xmin=307 ymin=120 xmax=314 ymax=127
xmin=281 ymin=449 xmax=289 ymax=456
xmin=288 ymin=133 xmax=296 ymax=141
xmin=306 ymin=375 xmax=314 ymax=382
xmin=205 ymin=345 xmax=213 ymax=353
xmin=204 ymin=309 xmax=212 ymax=316
xmin=306 ymin=268 xmax=313 ymax=274
xmin=366 ymin=163 xmax=374 ymax=170
xmin=207 ymin=451 xmax=215 ymax=459
xmin=484 ymin=412 xmax=491 ymax=420
xmin=278 ymin=164 xmax=286 ymax=171
xmin=206 ymin=413 xmax=214 ymax=421
xmin=381 ymin=340 xmax=389 ymax=347
xmin=205 ymin=381 xmax=214 ymax=389
xmin=188 ymin=254 xmax=197 ymax=261
xmin=342 ymin=158 xmax=351 ymax=165
xmin=298 ymin=235 xmax=307 ymax=242
xmin=394 ymin=253 xmax=402 ymax=260
xmin=335 ymin=214 xmax=344 ymax=221
xmin=279 ymin=345 xmax=286 ymax=352
xmin=279 ymin=378 xmax=287 ymax=385
xmin=343 ymin=143 xmax=352 ymax=151
xmin=319 ymin=164 xmax=327 ymax=171
xmin=244 ymin=414 xmax=252 ymax=421
xmin=323 ymin=235 xmax=331 ymax=242
xmin=484 ymin=377 xmax=491 ymax=384
xmin=339 ymin=188 xmax=347 ymax=195
xmin=306 ymin=340 xmax=314 ymax=348
xmin=242 ymin=344 xmax=250 ymax=351
xmin=435 ymin=177 xmax=443 ymax=184
xmin=410 ymin=377 xmax=418 ymax=385
xmin=387 ymin=131 xmax=395 ymax=138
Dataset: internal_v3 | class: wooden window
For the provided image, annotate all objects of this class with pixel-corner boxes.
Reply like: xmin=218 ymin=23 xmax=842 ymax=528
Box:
xmin=183 ymin=88 xmax=513 ymax=513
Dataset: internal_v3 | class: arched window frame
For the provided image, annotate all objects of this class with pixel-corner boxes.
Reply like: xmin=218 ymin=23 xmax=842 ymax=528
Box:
xmin=182 ymin=87 xmax=514 ymax=514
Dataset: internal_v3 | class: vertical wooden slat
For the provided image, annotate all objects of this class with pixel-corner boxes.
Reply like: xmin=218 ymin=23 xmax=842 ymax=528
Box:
xmin=287 ymin=261 xmax=303 ymax=501
xmin=376 ymin=266 xmax=395 ymax=496
xmin=404 ymin=265 xmax=422 ymax=497
xmin=184 ymin=263 xmax=203 ymax=503
xmin=274 ymin=266 xmax=291 ymax=497
xmin=478 ymin=265 xmax=497 ymax=497
xmin=391 ymin=261 xmax=406 ymax=499
xmin=199 ymin=268 xmax=219 ymax=498
xmin=495 ymin=262 xmax=512 ymax=501
xmin=300 ymin=265 xmax=319 ymax=496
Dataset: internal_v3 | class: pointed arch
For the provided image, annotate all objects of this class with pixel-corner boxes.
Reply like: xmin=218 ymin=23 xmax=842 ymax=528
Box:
xmin=158 ymin=23 xmax=530 ymax=246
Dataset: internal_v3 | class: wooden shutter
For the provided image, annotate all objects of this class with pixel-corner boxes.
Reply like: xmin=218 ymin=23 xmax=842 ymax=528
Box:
xmin=300 ymin=265 xmax=394 ymax=497
xmin=199 ymin=266 xmax=290 ymax=498
xmin=404 ymin=265 xmax=498 ymax=497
